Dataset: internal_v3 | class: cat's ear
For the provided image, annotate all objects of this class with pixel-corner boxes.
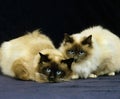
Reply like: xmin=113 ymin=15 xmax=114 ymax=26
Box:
xmin=82 ymin=35 xmax=92 ymax=46
xmin=61 ymin=58 xmax=74 ymax=70
xmin=64 ymin=33 xmax=73 ymax=43
xmin=39 ymin=53 xmax=50 ymax=63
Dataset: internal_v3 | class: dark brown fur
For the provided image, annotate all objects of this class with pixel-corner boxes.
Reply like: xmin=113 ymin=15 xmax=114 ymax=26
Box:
xmin=62 ymin=34 xmax=93 ymax=63
xmin=36 ymin=53 xmax=74 ymax=82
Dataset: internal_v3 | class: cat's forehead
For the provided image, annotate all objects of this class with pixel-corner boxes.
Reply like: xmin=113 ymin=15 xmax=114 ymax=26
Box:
xmin=54 ymin=56 xmax=62 ymax=62
xmin=48 ymin=55 xmax=64 ymax=63
xmin=66 ymin=41 xmax=82 ymax=49
xmin=66 ymin=41 xmax=93 ymax=53
xmin=43 ymin=59 xmax=68 ymax=70
xmin=71 ymin=44 xmax=82 ymax=49
xmin=72 ymin=34 xmax=90 ymax=44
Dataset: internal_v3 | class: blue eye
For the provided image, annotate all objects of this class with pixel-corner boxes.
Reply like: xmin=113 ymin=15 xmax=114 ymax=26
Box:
xmin=79 ymin=50 xmax=85 ymax=55
xmin=56 ymin=71 xmax=62 ymax=75
xmin=46 ymin=68 xmax=51 ymax=73
xmin=68 ymin=50 xmax=75 ymax=54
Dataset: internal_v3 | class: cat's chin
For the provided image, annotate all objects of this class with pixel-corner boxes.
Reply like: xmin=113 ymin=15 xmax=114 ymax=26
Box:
xmin=74 ymin=59 xmax=81 ymax=63
xmin=74 ymin=59 xmax=78 ymax=62
xmin=34 ymin=73 xmax=70 ymax=83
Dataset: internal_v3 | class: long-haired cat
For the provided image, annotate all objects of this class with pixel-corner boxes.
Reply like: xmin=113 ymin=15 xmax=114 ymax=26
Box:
xmin=59 ymin=26 xmax=120 ymax=79
xmin=35 ymin=49 xmax=74 ymax=82
xmin=0 ymin=30 xmax=73 ymax=83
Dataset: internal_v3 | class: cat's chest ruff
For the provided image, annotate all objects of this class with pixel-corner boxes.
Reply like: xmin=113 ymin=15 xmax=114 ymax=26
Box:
xmin=71 ymin=60 xmax=98 ymax=78
xmin=72 ymin=63 xmax=91 ymax=73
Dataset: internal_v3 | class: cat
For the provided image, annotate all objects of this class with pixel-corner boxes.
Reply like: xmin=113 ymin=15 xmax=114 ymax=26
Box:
xmin=35 ymin=49 xmax=74 ymax=83
xmin=59 ymin=26 xmax=120 ymax=79
xmin=0 ymin=30 xmax=74 ymax=83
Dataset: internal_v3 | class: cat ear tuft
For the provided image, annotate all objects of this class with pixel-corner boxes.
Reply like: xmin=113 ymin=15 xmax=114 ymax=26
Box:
xmin=61 ymin=58 xmax=74 ymax=70
xmin=39 ymin=52 xmax=50 ymax=63
xmin=82 ymin=35 xmax=92 ymax=46
xmin=64 ymin=33 xmax=73 ymax=43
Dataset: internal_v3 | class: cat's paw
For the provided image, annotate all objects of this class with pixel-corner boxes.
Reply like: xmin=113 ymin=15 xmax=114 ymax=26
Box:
xmin=34 ymin=72 xmax=48 ymax=83
xmin=89 ymin=74 xmax=97 ymax=78
xmin=71 ymin=74 xmax=79 ymax=79
xmin=108 ymin=72 xmax=115 ymax=76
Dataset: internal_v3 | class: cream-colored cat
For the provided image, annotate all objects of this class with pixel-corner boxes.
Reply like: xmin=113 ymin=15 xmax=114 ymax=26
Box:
xmin=0 ymin=30 xmax=74 ymax=83
xmin=59 ymin=26 xmax=120 ymax=79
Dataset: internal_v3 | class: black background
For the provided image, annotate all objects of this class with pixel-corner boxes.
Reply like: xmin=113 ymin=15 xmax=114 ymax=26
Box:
xmin=0 ymin=0 xmax=120 ymax=47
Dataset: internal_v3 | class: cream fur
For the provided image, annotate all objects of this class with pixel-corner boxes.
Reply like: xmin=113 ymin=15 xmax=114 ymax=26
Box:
xmin=0 ymin=30 xmax=55 ymax=80
xmin=59 ymin=26 xmax=120 ymax=78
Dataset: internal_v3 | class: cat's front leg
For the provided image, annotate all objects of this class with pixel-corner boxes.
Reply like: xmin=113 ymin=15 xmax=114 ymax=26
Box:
xmin=108 ymin=72 xmax=115 ymax=76
xmin=34 ymin=72 xmax=48 ymax=83
xmin=88 ymin=74 xmax=98 ymax=78
xmin=12 ymin=59 xmax=30 ymax=80
xmin=71 ymin=73 xmax=79 ymax=79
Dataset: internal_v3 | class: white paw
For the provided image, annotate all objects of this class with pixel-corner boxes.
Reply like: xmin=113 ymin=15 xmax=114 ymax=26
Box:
xmin=89 ymin=74 xmax=97 ymax=78
xmin=108 ymin=72 xmax=115 ymax=76
xmin=71 ymin=74 xmax=79 ymax=79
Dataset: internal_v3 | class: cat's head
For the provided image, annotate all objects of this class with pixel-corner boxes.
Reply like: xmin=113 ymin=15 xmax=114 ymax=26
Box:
xmin=36 ymin=49 xmax=74 ymax=83
xmin=59 ymin=33 xmax=93 ymax=63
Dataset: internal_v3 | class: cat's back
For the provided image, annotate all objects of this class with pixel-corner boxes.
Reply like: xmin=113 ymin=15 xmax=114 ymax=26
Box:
xmin=0 ymin=30 xmax=55 ymax=76
xmin=4 ymin=30 xmax=54 ymax=48
xmin=0 ymin=30 xmax=55 ymax=56
xmin=0 ymin=30 xmax=55 ymax=67
xmin=73 ymin=26 xmax=120 ymax=46
xmin=82 ymin=26 xmax=119 ymax=40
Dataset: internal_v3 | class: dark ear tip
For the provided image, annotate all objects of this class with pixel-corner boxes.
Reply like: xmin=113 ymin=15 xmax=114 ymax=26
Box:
xmin=61 ymin=58 xmax=74 ymax=64
xmin=64 ymin=33 xmax=73 ymax=43
xmin=89 ymin=35 xmax=92 ymax=37
xmin=89 ymin=35 xmax=92 ymax=39
xmin=64 ymin=33 xmax=69 ymax=37
xmin=39 ymin=52 xmax=44 ymax=56
xmin=39 ymin=52 xmax=42 ymax=55
xmin=82 ymin=35 xmax=92 ymax=45
xmin=88 ymin=35 xmax=92 ymax=41
xmin=61 ymin=58 xmax=74 ymax=70
xmin=39 ymin=52 xmax=50 ymax=63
